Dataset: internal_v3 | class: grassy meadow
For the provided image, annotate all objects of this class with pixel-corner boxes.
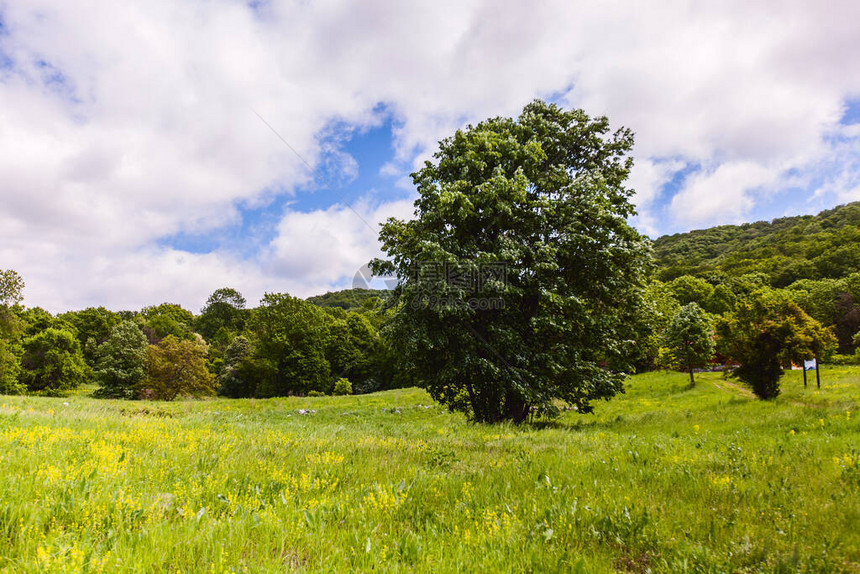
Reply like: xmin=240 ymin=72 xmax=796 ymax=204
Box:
xmin=0 ymin=368 xmax=858 ymax=572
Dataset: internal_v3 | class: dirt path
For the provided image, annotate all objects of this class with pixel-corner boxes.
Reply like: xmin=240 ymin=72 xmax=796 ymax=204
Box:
xmin=712 ymin=379 xmax=756 ymax=399
xmin=712 ymin=377 xmax=823 ymax=408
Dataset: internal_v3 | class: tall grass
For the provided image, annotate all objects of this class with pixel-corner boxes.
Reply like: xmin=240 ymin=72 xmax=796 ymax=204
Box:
xmin=0 ymin=367 xmax=857 ymax=572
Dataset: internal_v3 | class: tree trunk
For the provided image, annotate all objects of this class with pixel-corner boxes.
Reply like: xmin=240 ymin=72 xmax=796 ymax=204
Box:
xmin=689 ymin=367 xmax=695 ymax=386
xmin=465 ymin=380 xmax=482 ymax=423
xmin=503 ymin=391 xmax=530 ymax=424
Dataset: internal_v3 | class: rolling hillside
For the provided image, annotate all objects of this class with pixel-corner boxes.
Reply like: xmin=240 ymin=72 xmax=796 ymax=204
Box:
xmin=653 ymin=202 xmax=860 ymax=286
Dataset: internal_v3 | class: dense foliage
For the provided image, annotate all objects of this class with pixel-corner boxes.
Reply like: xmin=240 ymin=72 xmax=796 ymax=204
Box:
xmin=716 ymin=290 xmax=836 ymax=399
xmin=305 ymin=288 xmax=388 ymax=312
xmin=93 ymin=320 xmax=149 ymax=399
xmin=19 ymin=327 xmax=88 ymax=394
xmin=654 ymin=201 xmax=860 ymax=286
xmin=251 ymin=293 xmax=332 ymax=397
xmin=373 ymin=100 xmax=651 ymax=422
xmin=664 ymin=303 xmax=715 ymax=385
xmin=141 ymin=335 xmax=216 ymax=400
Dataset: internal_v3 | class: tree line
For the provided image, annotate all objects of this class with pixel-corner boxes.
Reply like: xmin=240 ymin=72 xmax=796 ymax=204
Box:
xmin=0 ymin=100 xmax=854 ymax=421
xmin=0 ymin=278 xmax=406 ymax=401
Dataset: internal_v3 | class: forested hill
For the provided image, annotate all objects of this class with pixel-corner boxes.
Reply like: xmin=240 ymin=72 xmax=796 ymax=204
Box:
xmin=305 ymin=288 xmax=389 ymax=311
xmin=653 ymin=201 xmax=860 ymax=286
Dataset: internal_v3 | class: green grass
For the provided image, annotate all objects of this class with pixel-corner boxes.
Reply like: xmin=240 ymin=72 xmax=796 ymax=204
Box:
xmin=0 ymin=368 xmax=858 ymax=572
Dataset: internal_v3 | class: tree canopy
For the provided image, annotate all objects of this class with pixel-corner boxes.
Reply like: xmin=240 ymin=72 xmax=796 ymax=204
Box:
xmin=93 ymin=321 xmax=148 ymax=399
xmin=372 ymin=100 xmax=651 ymax=423
xmin=653 ymin=202 xmax=860 ymax=285
xmin=716 ymin=290 xmax=835 ymax=399
xmin=251 ymin=293 xmax=332 ymax=397
xmin=0 ymin=269 xmax=24 ymax=308
xmin=141 ymin=335 xmax=216 ymax=400
xmin=196 ymin=288 xmax=247 ymax=340
xmin=19 ymin=328 xmax=88 ymax=394
xmin=665 ymin=303 xmax=715 ymax=385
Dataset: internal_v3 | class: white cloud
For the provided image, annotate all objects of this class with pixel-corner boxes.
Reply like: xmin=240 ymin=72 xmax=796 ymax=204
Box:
xmin=811 ymin=127 xmax=860 ymax=203
xmin=0 ymin=0 xmax=858 ymax=310
xmin=627 ymin=158 xmax=686 ymax=236
xmin=264 ymin=198 xmax=415 ymax=289
xmin=669 ymin=162 xmax=780 ymax=228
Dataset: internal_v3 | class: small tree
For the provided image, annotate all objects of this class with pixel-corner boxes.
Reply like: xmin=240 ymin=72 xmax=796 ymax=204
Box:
xmin=716 ymin=290 xmax=835 ymax=399
xmin=93 ymin=321 xmax=148 ymax=399
xmin=141 ymin=335 xmax=216 ymax=400
xmin=629 ymin=280 xmax=682 ymax=372
xmin=665 ymin=303 xmax=715 ymax=386
xmin=20 ymin=328 xmax=88 ymax=394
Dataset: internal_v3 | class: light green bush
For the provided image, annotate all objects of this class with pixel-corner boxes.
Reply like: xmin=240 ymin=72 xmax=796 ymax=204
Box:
xmin=332 ymin=378 xmax=352 ymax=396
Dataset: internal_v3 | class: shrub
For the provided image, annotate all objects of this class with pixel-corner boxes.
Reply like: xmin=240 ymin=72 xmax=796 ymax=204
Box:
xmin=332 ymin=378 xmax=352 ymax=396
xmin=829 ymin=353 xmax=860 ymax=366
xmin=307 ymin=390 xmax=325 ymax=397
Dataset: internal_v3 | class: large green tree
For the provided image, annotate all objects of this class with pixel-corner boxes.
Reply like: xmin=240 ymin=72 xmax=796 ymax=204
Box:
xmin=19 ymin=328 xmax=88 ymax=394
xmin=325 ymin=312 xmax=380 ymax=392
xmin=196 ymin=288 xmax=247 ymax=340
xmin=141 ymin=335 xmax=216 ymax=400
xmin=665 ymin=303 xmax=715 ymax=385
xmin=217 ymin=335 xmax=255 ymax=398
xmin=371 ymin=100 xmax=651 ymax=423
xmin=716 ymin=290 xmax=835 ymax=399
xmin=251 ymin=293 xmax=331 ymax=397
xmin=93 ymin=321 xmax=148 ymax=399
xmin=59 ymin=307 xmax=121 ymax=367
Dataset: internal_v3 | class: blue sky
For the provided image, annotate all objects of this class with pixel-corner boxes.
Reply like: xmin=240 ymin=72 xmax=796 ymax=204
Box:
xmin=0 ymin=1 xmax=858 ymax=311
xmin=160 ymin=95 xmax=860 ymax=261
xmin=157 ymin=112 xmax=410 ymax=256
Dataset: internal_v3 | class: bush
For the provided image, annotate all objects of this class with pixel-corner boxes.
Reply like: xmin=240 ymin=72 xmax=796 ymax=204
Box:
xmin=332 ymin=378 xmax=352 ymax=396
xmin=828 ymin=353 xmax=860 ymax=366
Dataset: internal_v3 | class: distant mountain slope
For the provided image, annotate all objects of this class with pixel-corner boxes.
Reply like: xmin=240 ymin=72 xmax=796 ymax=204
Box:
xmin=305 ymin=288 xmax=389 ymax=311
xmin=653 ymin=202 xmax=860 ymax=286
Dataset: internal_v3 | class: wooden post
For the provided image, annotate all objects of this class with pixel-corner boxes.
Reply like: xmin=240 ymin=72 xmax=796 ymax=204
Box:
xmin=816 ymin=358 xmax=821 ymax=389
xmin=803 ymin=366 xmax=807 ymax=388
